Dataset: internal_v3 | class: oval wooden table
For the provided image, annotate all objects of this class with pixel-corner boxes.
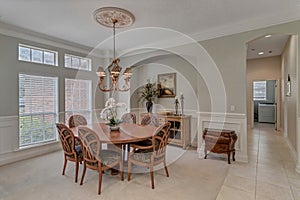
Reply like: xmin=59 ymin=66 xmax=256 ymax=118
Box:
xmin=71 ymin=122 xmax=157 ymax=144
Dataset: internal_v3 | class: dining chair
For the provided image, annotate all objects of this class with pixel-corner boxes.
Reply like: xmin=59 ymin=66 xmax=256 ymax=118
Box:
xmin=127 ymin=122 xmax=171 ymax=189
xmin=140 ymin=113 xmax=159 ymax=127
xmin=56 ymin=123 xmax=83 ymax=183
xmin=121 ymin=112 xmax=137 ymax=124
xmin=121 ymin=112 xmax=137 ymax=157
xmin=68 ymin=114 xmax=87 ymax=128
xmin=78 ymin=126 xmax=124 ymax=195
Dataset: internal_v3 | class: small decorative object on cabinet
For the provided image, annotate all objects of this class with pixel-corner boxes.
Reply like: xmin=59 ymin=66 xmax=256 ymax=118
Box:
xmin=202 ymin=128 xmax=237 ymax=164
xmin=140 ymin=113 xmax=191 ymax=149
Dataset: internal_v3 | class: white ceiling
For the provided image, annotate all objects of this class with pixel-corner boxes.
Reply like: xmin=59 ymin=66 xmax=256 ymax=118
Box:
xmin=0 ymin=0 xmax=299 ymax=52
xmin=247 ymin=34 xmax=290 ymax=59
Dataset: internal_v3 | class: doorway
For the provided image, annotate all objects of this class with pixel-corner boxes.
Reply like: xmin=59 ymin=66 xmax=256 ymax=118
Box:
xmin=246 ymin=34 xmax=290 ymax=131
xmin=251 ymin=79 xmax=280 ymax=130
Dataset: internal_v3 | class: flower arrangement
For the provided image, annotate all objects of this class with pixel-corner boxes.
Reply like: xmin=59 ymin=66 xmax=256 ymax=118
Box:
xmin=100 ymin=98 xmax=122 ymax=128
xmin=138 ymin=80 xmax=159 ymax=113
xmin=138 ymin=80 xmax=159 ymax=103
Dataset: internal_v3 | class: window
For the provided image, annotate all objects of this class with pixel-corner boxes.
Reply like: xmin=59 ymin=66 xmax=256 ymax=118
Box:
xmin=64 ymin=54 xmax=91 ymax=71
xmin=18 ymin=44 xmax=58 ymax=66
xmin=65 ymin=78 xmax=92 ymax=123
xmin=253 ymin=81 xmax=267 ymax=101
xmin=19 ymin=74 xmax=58 ymax=147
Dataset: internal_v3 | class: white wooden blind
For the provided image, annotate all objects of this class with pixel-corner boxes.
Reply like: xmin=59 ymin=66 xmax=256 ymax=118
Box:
xmin=19 ymin=74 xmax=58 ymax=147
xmin=65 ymin=78 xmax=92 ymax=123
xmin=253 ymin=81 xmax=267 ymax=101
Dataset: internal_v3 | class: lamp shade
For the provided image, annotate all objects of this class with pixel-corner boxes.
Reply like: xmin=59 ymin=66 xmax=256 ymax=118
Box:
xmin=96 ymin=67 xmax=106 ymax=77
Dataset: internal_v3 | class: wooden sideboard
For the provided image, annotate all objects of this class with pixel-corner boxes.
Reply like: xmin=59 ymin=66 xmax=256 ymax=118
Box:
xmin=140 ymin=113 xmax=191 ymax=149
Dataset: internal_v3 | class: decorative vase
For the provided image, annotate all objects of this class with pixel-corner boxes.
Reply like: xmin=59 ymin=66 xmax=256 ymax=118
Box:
xmin=146 ymin=101 xmax=153 ymax=113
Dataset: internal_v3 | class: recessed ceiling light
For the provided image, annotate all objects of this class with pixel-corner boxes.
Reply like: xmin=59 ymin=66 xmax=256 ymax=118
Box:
xmin=258 ymin=51 xmax=264 ymax=55
xmin=265 ymin=34 xmax=272 ymax=38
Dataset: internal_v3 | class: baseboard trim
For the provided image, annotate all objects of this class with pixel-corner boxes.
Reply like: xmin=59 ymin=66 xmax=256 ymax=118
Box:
xmin=0 ymin=141 xmax=61 ymax=166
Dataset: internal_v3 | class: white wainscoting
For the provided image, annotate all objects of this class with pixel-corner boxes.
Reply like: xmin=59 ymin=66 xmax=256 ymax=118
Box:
xmin=197 ymin=112 xmax=248 ymax=163
xmin=0 ymin=115 xmax=61 ymax=166
xmin=0 ymin=116 xmax=19 ymax=154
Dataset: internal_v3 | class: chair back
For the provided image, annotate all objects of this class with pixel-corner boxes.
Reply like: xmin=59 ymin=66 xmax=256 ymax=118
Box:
xmin=152 ymin=122 xmax=171 ymax=155
xmin=68 ymin=114 xmax=87 ymax=128
xmin=77 ymin=126 xmax=101 ymax=166
xmin=56 ymin=123 xmax=76 ymax=156
xmin=141 ymin=114 xmax=159 ymax=127
xmin=121 ymin=113 xmax=137 ymax=124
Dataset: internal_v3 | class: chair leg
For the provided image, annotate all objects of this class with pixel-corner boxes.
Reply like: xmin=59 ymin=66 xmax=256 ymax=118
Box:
xmin=80 ymin=162 xmax=86 ymax=185
xmin=204 ymin=147 xmax=207 ymax=159
xmin=62 ymin=156 xmax=67 ymax=175
xmin=127 ymin=159 xmax=131 ymax=181
xmin=227 ymin=152 xmax=231 ymax=164
xmin=98 ymin=167 xmax=103 ymax=195
xmin=163 ymin=159 xmax=169 ymax=177
xmin=75 ymin=161 xmax=79 ymax=183
xmin=232 ymin=151 xmax=236 ymax=161
xmin=150 ymin=165 xmax=154 ymax=189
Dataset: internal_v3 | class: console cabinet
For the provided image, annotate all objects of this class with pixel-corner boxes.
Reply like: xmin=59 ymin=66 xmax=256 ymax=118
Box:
xmin=140 ymin=113 xmax=191 ymax=149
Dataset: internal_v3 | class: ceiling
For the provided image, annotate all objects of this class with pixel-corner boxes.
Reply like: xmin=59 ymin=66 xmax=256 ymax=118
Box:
xmin=247 ymin=34 xmax=290 ymax=59
xmin=0 ymin=0 xmax=299 ymax=52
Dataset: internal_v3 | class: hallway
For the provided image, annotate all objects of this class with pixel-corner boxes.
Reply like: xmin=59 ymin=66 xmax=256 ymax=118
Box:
xmin=217 ymin=123 xmax=300 ymax=200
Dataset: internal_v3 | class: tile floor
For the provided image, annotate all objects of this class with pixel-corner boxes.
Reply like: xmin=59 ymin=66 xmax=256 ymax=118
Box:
xmin=217 ymin=123 xmax=300 ymax=200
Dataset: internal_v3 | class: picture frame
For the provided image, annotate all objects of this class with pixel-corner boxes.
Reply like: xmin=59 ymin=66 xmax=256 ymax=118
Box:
xmin=157 ymin=73 xmax=176 ymax=98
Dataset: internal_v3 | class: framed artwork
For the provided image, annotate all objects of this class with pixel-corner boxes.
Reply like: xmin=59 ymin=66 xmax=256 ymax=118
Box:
xmin=157 ymin=73 xmax=176 ymax=98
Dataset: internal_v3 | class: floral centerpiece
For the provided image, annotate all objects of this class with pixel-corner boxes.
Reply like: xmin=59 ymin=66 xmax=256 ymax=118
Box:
xmin=138 ymin=80 xmax=159 ymax=113
xmin=100 ymin=98 xmax=122 ymax=130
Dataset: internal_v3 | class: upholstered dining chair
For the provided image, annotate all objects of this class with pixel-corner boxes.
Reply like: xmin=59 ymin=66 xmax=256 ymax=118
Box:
xmin=68 ymin=114 xmax=87 ymax=128
xmin=121 ymin=112 xmax=137 ymax=124
xmin=56 ymin=123 xmax=83 ymax=183
xmin=121 ymin=112 xmax=137 ymax=156
xmin=127 ymin=122 xmax=171 ymax=189
xmin=77 ymin=126 xmax=124 ymax=195
xmin=140 ymin=113 xmax=159 ymax=127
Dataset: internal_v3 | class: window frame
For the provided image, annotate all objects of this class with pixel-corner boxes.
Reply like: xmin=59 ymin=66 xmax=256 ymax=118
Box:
xmin=19 ymin=73 xmax=59 ymax=147
xmin=64 ymin=54 xmax=92 ymax=71
xmin=18 ymin=44 xmax=58 ymax=66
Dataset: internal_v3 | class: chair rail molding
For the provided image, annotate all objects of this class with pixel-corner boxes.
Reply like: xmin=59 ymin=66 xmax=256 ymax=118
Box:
xmin=197 ymin=112 xmax=248 ymax=163
xmin=0 ymin=115 xmax=61 ymax=166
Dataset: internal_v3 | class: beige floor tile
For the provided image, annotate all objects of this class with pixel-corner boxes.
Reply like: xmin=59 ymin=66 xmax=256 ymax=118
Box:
xmin=257 ymin=169 xmax=289 ymax=188
xmin=223 ymin=174 xmax=255 ymax=193
xmin=288 ymin=177 xmax=300 ymax=190
xmin=292 ymin=188 xmax=300 ymax=200
xmin=228 ymin=165 xmax=256 ymax=180
xmin=256 ymin=181 xmax=294 ymax=200
xmin=216 ymin=185 xmax=254 ymax=200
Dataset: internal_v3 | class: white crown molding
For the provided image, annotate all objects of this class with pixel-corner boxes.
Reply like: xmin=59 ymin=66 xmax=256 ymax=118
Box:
xmin=190 ymin=8 xmax=300 ymax=42
xmin=0 ymin=21 xmax=99 ymax=56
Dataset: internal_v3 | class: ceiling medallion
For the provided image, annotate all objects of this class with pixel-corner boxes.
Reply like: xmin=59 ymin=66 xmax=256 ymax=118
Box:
xmin=94 ymin=7 xmax=135 ymax=28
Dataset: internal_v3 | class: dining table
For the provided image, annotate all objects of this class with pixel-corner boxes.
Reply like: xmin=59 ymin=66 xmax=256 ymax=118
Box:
xmin=70 ymin=122 xmax=158 ymax=144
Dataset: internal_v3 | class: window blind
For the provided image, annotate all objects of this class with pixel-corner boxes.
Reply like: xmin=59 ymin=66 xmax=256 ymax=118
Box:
xmin=19 ymin=74 xmax=58 ymax=147
xmin=65 ymin=78 xmax=92 ymax=123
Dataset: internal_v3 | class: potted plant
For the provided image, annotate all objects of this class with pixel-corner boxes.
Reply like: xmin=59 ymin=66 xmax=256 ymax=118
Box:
xmin=100 ymin=98 xmax=122 ymax=130
xmin=138 ymin=80 xmax=159 ymax=113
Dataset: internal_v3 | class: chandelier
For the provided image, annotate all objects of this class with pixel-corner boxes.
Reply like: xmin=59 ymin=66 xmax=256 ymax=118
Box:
xmin=95 ymin=7 xmax=135 ymax=92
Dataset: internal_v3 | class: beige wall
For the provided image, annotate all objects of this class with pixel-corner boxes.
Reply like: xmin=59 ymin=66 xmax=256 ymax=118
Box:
xmin=246 ymin=56 xmax=282 ymax=126
xmin=282 ymin=36 xmax=298 ymax=149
